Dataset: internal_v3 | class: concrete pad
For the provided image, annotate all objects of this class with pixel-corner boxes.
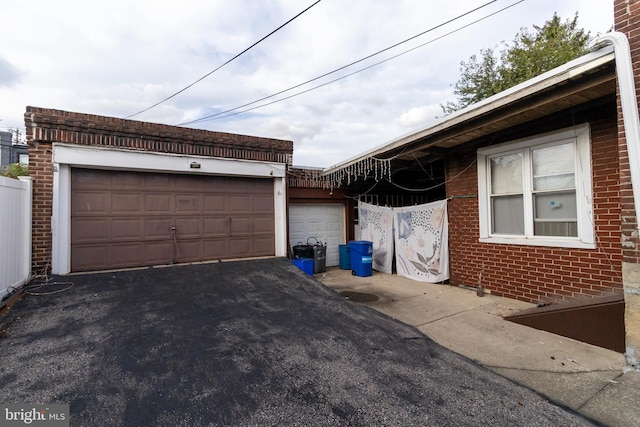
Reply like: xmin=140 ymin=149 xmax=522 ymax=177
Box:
xmin=372 ymin=292 xmax=485 ymax=327
xmin=320 ymin=269 xmax=532 ymax=326
xmin=318 ymin=266 xmax=633 ymax=426
xmin=578 ymin=371 xmax=640 ymax=427
xmin=490 ymin=368 xmax=623 ymax=412
xmin=318 ymin=268 xmax=436 ymax=301
xmin=417 ymin=310 xmax=626 ymax=372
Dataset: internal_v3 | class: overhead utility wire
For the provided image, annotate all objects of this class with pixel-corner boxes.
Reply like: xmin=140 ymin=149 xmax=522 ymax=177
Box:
xmin=124 ymin=0 xmax=323 ymax=119
xmin=180 ymin=0 xmax=521 ymax=125
xmin=179 ymin=0 xmax=497 ymax=126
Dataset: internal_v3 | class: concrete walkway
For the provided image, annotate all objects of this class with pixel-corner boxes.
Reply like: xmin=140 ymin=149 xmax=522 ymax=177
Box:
xmin=317 ymin=268 xmax=640 ymax=427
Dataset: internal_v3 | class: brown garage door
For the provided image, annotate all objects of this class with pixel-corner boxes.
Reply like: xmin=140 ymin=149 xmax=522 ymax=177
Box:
xmin=71 ymin=169 xmax=275 ymax=272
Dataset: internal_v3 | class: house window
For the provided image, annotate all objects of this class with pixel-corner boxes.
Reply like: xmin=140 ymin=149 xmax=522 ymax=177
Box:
xmin=477 ymin=124 xmax=594 ymax=248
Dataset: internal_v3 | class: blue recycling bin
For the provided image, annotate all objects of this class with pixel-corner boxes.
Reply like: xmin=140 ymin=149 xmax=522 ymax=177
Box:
xmin=291 ymin=258 xmax=314 ymax=276
xmin=339 ymin=244 xmax=351 ymax=270
xmin=348 ymin=240 xmax=373 ymax=277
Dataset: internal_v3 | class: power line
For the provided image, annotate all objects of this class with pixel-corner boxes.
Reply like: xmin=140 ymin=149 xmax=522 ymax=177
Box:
xmin=178 ymin=0 xmax=506 ymax=126
xmin=124 ymin=0 xmax=323 ymax=119
xmin=183 ymin=1 xmax=524 ymax=124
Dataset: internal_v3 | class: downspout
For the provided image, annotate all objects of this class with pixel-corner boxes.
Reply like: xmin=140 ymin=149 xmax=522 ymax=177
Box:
xmin=591 ymin=32 xmax=640 ymax=232
xmin=592 ymin=31 xmax=640 ymax=369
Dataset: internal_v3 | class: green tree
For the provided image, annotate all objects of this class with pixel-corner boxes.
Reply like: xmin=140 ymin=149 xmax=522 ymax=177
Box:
xmin=442 ymin=13 xmax=591 ymax=114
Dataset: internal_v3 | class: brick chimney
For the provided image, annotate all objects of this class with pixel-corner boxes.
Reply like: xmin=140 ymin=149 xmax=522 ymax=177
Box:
xmin=614 ymin=0 xmax=640 ymax=369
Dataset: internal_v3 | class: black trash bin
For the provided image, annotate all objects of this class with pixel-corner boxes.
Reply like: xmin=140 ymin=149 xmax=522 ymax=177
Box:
xmin=292 ymin=242 xmax=314 ymax=259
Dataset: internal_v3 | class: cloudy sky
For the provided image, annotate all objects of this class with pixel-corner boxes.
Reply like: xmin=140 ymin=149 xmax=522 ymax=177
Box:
xmin=0 ymin=0 xmax=613 ymax=167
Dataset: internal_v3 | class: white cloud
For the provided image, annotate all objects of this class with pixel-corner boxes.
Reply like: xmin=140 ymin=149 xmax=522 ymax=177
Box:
xmin=0 ymin=0 xmax=614 ymax=165
xmin=398 ymin=105 xmax=442 ymax=128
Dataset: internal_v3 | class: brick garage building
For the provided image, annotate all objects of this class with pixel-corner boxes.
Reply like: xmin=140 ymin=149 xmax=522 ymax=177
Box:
xmin=25 ymin=107 xmax=292 ymax=274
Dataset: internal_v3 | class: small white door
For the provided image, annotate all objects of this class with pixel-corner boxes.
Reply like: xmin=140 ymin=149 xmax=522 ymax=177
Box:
xmin=289 ymin=204 xmax=345 ymax=267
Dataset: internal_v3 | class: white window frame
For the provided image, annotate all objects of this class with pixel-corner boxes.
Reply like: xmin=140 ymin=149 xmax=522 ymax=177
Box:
xmin=477 ymin=124 xmax=594 ymax=249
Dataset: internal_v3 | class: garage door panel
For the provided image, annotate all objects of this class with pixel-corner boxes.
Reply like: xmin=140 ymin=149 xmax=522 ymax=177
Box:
xmin=145 ymin=242 xmax=173 ymax=264
xmin=72 ymin=218 xmax=110 ymax=243
xmin=304 ymin=222 xmax=325 ymax=234
xmin=175 ymin=175 xmax=204 ymax=191
xmin=204 ymin=240 xmax=227 ymax=258
xmin=72 ymin=170 xmax=109 ymax=189
xmin=111 ymin=243 xmax=147 ymax=266
xmin=253 ymin=195 xmax=274 ymax=213
xmin=146 ymin=194 xmax=173 ymax=213
xmin=145 ymin=174 xmax=172 ymax=190
xmin=253 ymin=179 xmax=273 ymax=192
xmin=225 ymin=179 xmax=249 ymax=192
xmin=112 ymin=193 xmax=143 ymax=213
xmin=229 ymin=196 xmax=251 ymax=213
xmin=204 ymin=195 xmax=227 ymax=213
xmin=72 ymin=169 xmax=275 ymax=271
xmin=72 ymin=192 xmax=110 ymax=215
xmin=176 ymin=240 xmax=202 ymax=262
xmin=176 ymin=194 xmax=201 ymax=213
xmin=230 ymin=217 xmax=251 ymax=234
xmin=203 ymin=217 xmax=228 ymax=236
xmin=111 ymin=172 xmax=144 ymax=188
xmin=289 ymin=223 xmax=307 ymax=235
xmin=253 ymin=237 xmax=275 ymax=256
xmin=72 ymin=245 xmax=110 ymax=271
xmin=254 ymin=217 xmax=274 ymax=234
xmin=145 ymin=218 xmax=172 ymax=239
xmin=229 ymin=239 xmax=251 ymax=257
xmin=327 ymin=220 xmax=342 ymax=232
xmin=175 ymin=217 xmax=202 ymax=237
xmin=111 ymin=218 xmax=144 ymax=240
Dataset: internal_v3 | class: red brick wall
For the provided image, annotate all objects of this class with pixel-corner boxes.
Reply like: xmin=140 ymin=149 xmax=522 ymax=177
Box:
xmin=615 ymin=0 xmax=640 ymax=264
xmin=28 ymin=143 xmax=54 ymax=272
xmin=25 ymin=106 xmax=293 ymax=164
xmin=447 ymin=111 xmax=623 ymax=304
xmin=24 ymin=106 xmax=294 ymax=271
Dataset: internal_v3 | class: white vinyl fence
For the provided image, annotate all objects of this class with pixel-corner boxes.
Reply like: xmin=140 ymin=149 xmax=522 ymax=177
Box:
xmin=0 ymin=175 xmax=32 ymax=300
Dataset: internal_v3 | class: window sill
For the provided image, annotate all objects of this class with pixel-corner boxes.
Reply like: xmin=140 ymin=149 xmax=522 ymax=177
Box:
xmin=479 ymin=236 xmax=596 ymax=249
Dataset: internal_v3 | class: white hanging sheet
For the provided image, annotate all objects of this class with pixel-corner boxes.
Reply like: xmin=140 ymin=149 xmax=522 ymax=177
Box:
xmin=394 ymin=200 xmax=449 ymax=283
xmin=358 ymin=201 xmax=394 ymax=273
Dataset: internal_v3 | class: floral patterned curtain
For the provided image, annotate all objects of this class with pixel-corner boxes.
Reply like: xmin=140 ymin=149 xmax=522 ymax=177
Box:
xmin=394 ymin=200 xmax=449 ymax=283
xmin=358 ymin=202 xmax=394 ymax=274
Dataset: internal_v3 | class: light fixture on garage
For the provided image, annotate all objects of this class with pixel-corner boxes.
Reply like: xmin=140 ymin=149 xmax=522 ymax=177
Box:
xmin=190 ymin=161 xmax=201 ymax=169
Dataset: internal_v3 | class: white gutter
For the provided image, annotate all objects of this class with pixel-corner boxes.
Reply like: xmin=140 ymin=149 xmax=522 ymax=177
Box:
xmin=592 ymin=32 xmax=640 ymax=232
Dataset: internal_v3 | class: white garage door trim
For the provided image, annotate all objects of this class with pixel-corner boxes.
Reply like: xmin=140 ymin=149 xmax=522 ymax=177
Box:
xmin=289 ymin=203 xmax=346 ymax=267
xmin=51 ymin=144 xmax=288 ymax=274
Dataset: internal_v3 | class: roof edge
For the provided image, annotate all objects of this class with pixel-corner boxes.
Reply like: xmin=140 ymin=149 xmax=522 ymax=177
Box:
xmin=323 ymin=44 xmax=615 ymax=175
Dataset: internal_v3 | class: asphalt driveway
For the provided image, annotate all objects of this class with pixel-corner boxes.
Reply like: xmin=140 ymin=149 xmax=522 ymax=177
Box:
xmin=0 ymin=258 xmax=594 ymax=426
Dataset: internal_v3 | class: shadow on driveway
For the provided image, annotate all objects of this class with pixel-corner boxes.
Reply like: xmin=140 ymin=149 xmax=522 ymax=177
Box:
xmin=0 ymin=258 xmax=594 ymax=426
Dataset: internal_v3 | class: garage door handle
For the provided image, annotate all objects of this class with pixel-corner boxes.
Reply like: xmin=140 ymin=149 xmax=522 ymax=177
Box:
xmin=171 ymin=227 xmax=180 ymax=262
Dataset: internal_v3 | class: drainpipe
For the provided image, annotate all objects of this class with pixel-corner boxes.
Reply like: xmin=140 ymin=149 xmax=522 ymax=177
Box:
xmin=591 ymin=32 xmax=640 ymax=370
xmin=591 ymin=32 xmax=640 ymax=233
